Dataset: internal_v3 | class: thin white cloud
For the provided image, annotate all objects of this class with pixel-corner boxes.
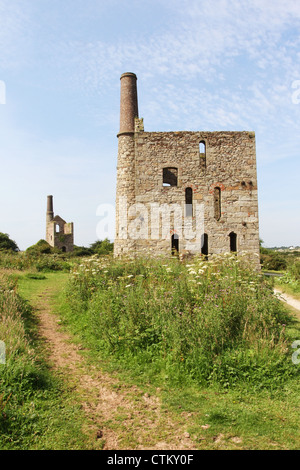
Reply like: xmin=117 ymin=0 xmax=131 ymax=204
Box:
xmin=0 ymin=0 xmax=33 ymax=69
xmin=52 ymin=0 xmax=300 ymax=122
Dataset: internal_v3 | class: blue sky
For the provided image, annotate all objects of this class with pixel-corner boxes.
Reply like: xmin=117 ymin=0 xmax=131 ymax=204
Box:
xmin=0 ymin=0 xmax=299 ymax=250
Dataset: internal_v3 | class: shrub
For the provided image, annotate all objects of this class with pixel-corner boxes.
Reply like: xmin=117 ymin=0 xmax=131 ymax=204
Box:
xmin=26 ymin=239 xmax=53 ymax=255
xmin=260 ymin=251 xmax=287 ymax=271
xmin=71 ymin=246 xmax=93 ymax=257
xmin=289 ymin=261 xmax=300 ymax=281
xmin=277 ymin=260 xmax=300 ymax=294
xmin=89 ymin=239 xmax=113 ymax=256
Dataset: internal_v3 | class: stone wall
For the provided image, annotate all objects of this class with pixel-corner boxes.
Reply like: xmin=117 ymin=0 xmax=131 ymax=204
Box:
xmin=114 ymin=74 xmax=260 ymax=261
xmin=115 ymin=127 xmax=259 ymax=260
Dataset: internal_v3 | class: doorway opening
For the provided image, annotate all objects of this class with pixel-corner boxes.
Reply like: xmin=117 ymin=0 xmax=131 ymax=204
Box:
xmin=229 ymin=232 xmax=237 ymax=252
xmin=171 ymin=234 xmax=179 ymax=255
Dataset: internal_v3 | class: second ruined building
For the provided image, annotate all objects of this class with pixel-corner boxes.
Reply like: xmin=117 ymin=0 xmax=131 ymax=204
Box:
xmin=46 ymin=195 xmax=74 ymax=252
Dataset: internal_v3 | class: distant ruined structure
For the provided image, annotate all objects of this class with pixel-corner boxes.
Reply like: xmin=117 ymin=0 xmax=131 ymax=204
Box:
xmin=114 ymin=72 xmax=260 ymax=260
xmin=46 ymin=195 xmax=74 ymax=252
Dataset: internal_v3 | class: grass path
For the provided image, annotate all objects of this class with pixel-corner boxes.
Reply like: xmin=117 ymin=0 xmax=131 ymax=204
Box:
xmin=18 ymin=272 xmax=198 ymax=450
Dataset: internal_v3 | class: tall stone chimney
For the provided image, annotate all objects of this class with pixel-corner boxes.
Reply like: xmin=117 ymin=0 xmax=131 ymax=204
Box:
xmin=46 ymin=195 xmax=54 ymax=223
xmin=114 ymin=73 xmax=139 ymax=256
xmin=118 ymin=72 xmax=138 ymax=135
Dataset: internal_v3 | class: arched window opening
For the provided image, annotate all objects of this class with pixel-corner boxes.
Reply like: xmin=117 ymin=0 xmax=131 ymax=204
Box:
xmin=171 ymin=234 xmax=179 ymax=255
xmin=185 ymin=187 xmax=193 ymax=217
xmin=55 ymin=224 xmax=60 ymax=233
xmin=201 ymin=233 xmax=208 ymax=258
xmin=199 ymin=141 xmax=206 ymax=155
xmin=214 ymin=187 xmax=221 ymax=221
xmin=163 ymin=167 xmax=178 ymax=187
xmin=229 ymin=232 xmax=237 ymax=252
xmin=61 ymin=246 xmax=66 ymax=253
xmin=199 ymin=141 xmax=206 ymax=169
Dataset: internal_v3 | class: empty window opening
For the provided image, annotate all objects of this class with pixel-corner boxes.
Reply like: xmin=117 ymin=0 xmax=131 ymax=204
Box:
xmin=171 ymin=234 xmax=179 ymax=255
xmin=199 ymin=141 xmax=206 ymax=154
xmin=55 ymin=224 xmax=60 ymax=233
xmin=199 ymin=141 xmax=206 ymax=168
xmin=229 ymin=232 xmax=237 ymax=252
xmin=185 ymin=187 xmax=193 ymax=217
xmin=61 ymin=246 xmax=66 ymax=253
xmin=163 ymin=167 xmax=178 ymax=187
xmin=214 ymin=187 xmax=221 ymax=221
xmin=201 ymin=233 xmax=208 ymax=257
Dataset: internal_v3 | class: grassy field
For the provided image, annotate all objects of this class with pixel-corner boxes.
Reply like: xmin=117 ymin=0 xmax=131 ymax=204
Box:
xmin=1 ymin=252 xmax=300 ymax=450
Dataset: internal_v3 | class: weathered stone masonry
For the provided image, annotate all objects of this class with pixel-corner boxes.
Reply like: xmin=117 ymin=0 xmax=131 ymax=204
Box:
xmin=114 ymin=73 xmax=260 ymax=259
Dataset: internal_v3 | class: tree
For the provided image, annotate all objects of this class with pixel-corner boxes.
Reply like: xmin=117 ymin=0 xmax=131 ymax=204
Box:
xmin=0 ymin=232 xmax=19 ymax=252
xmin=90 ymin=238 xmax=113 ymax=255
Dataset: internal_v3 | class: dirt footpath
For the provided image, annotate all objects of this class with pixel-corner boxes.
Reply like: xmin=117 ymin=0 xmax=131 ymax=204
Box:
xmin=35 ymin=287 xmax=198 ymax=451
xmin=274 ymin=288 xmax=300 ymax=316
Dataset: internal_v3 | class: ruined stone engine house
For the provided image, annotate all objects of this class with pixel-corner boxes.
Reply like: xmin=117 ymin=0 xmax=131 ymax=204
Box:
xmin=46 ymin=195 xmax=74 ymax=252
xmin=114 ymin=72 xmax=260 ymax=259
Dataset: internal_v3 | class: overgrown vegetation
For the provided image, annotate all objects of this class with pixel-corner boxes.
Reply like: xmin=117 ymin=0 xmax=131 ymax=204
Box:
xmin=1 ymin=234 xmax=299 ymax=449
xmin=0 ymin=237 xmax=113 ymax=273
xmin=260 ymin=239 xmax=300 ymax=273
xmin=0 ymin=251 xmax=71 ymax=272
xmin=26 ymin=239 xmax=55 ymax=255
xmin=63 ymin=252 xmax=297 ymax=390
xmin=0 ymin=273 xmax=93 ymax=449
xmin=71 ymin=238 xmax=114 ymax=257
xmin=260 ymin=242 xmax=287 ymax=271
xmin=277 ymin=260 xmax=300 ymax=296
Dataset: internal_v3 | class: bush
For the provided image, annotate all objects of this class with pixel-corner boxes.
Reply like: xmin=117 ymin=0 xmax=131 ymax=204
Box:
xmin=26 ymin=239 xmax=53 ymax=255
xmin=289 ymin=261 xmax=300 ymax=281
xmin=71 ymin=246 xmax=93 ymax=257
xmin=33 ymin=254 xmax=71 ymax=272
xmin=0 ymin=251 xmax=71 ymax=273
xmin=260 ymin=251 xmax=287 ymax=271
xmin=277 ymin=260 xmax=300 ymax=294
xmin=89 ymin=239 xmax=113 ymax=256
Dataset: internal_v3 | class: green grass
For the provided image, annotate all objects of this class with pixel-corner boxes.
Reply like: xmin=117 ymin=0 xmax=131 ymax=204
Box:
xmin=2 ymin=253 xmax=300 ymax=450
xmin=159 ymin=381 xmax=300 ymax=449
xmin=0 ymin=270 xmax=102 ymax=450
xmin=17 ymin=271 xmax=69 ymax=304
xmin=55 ymin=253 xmax=300 ymax=449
